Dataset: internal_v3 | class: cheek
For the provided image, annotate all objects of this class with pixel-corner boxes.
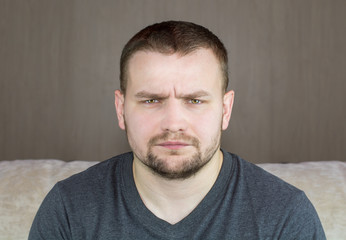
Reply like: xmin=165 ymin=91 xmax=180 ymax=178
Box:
xmin=125 ymin=110 xmax=159 ymax=141
xmin=191 ymin=109 xmax=223 ymax=138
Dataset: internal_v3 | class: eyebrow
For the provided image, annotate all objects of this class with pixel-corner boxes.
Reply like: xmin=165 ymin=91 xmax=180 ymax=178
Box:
xmin=177 ymin=90 xmax=211 ymax=99
xmin=134 ymin=91 xmax=167 ymax=99
xmin=134 ymin=90 xmax=211 ymax=99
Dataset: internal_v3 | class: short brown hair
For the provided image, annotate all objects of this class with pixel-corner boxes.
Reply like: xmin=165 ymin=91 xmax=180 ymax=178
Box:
xmin=120 ymin=21 xmax=229 ymax=94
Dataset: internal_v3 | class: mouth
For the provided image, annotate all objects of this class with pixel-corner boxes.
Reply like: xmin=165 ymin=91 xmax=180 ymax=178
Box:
xmin=156 ymin=141 xmax=190 ymax=150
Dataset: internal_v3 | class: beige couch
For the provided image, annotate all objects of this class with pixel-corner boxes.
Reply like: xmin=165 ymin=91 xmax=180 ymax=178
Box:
xmin=0 ymin=159 xmax=345 ymax=239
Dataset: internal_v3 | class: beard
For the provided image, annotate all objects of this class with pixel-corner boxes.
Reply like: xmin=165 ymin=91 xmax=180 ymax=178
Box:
xmin=130 ymin=130 xmax=221 ymax=180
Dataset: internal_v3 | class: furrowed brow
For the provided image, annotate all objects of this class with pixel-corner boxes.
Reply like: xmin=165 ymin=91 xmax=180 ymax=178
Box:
xmin=134 ymin=90 xmax=211 ymax=100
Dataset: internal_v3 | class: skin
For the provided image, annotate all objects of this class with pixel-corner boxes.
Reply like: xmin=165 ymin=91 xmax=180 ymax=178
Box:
xmin=115 ymin=48 xmax=234 ymax=224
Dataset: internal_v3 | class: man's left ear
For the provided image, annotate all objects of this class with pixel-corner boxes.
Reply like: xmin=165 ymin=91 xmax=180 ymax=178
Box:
xmin=222 ymin=90 xmax=235 ymax=130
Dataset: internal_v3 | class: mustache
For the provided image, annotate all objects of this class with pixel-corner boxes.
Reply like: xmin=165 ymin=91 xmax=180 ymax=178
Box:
xmin=148 ymin=132 xmax=200 ymax=147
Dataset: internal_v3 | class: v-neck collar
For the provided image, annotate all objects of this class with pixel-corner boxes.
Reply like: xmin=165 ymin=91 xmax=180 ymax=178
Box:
xmin=120 ymin=150 xmax=235 ymax=238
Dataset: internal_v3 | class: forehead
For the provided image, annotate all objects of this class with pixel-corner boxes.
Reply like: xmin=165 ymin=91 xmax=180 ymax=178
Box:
xmin=126 ymin=48 xmax=223 ymax=94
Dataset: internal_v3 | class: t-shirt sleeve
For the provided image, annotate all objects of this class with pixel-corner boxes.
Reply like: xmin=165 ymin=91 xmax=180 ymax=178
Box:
xmin=28 ymin=183 xmax=72 ymax=240
xmin=279 ymin=191 xmax=326 ymax=240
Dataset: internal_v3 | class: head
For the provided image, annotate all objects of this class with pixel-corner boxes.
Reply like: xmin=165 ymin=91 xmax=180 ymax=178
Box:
xmin=120 ymin=20 xmax=229 ymax=95
xmin=115 ymin=21 xmax=234 ymax=180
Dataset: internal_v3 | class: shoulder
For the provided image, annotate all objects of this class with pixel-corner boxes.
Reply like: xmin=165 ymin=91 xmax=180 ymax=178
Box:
xmin=29 ymin=153 xmax=134 ymax=239
xmin=223 ymin=151 xmax=310 ymax=219
xmin=56 ymin=152 xmax=133 ymax=198
xmin=223 ymin=151 xmax=325 ymax=238
xmin=225 ymin=151 xmax=301 ymax=197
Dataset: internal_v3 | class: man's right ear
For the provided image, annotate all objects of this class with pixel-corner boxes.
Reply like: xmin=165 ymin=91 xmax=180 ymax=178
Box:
xmin=114 ymin=90 xmax=126 ymax=130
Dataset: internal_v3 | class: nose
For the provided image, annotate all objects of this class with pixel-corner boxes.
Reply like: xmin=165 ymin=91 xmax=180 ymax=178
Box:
xmin=160 ymin=99 xmax=187 ymax=132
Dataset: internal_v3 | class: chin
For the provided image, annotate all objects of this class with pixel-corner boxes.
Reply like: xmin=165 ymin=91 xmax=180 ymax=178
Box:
xmin=145 ymin=150 xmax=207 ymax=180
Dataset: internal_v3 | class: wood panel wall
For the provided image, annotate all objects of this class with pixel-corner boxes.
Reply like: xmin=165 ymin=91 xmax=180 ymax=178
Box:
xmin=1 ymin=0 xmax=345 ymax=163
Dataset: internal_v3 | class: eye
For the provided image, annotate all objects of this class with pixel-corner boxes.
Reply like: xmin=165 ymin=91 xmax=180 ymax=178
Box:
xmin=144 ymin=99 xmax=159 ymax=104
xmin=189 ymin=99 xmax=202 ymax=104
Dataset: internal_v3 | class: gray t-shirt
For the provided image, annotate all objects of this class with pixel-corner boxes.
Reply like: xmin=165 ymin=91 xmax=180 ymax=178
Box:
xmin=29 ymin=150 xmax=326 ymax=239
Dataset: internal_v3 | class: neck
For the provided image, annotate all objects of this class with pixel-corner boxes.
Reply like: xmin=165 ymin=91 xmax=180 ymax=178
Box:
xmin=132 ymin=149 xmax=223 ymax=224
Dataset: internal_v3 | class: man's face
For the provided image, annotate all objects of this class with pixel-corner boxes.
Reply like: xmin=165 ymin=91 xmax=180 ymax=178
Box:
xmin=115 ymin=48 xmax=234 ymax=179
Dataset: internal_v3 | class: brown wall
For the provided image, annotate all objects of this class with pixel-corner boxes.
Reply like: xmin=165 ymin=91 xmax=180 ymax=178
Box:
xmin=1 ymin=0 xmax=345 ymax=163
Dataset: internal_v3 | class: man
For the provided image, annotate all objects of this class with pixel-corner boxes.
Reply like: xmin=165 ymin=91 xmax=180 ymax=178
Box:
xmin=29 ymin=21 xmax=325 ymax=239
